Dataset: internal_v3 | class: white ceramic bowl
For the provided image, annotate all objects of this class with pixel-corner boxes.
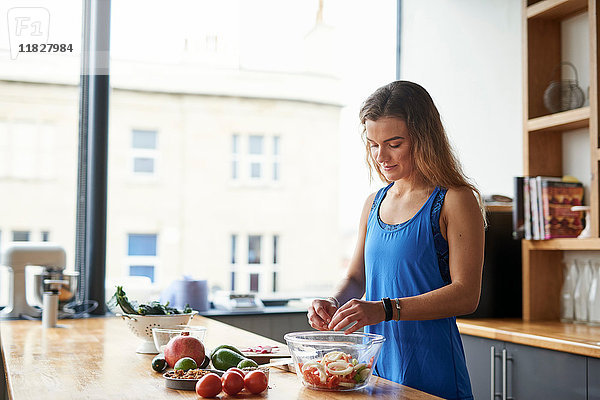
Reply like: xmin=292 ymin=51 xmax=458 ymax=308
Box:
xmin=119 ymin=312 xmax=198 ymax=353
xmin=152 ymin=325 xmax=207 ymax=354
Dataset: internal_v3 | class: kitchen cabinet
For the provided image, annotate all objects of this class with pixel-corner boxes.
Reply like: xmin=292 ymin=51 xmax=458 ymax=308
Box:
xmin=462 ymin=334 xmax=587 ymax=399
xmin=589 ymin=356 xmax=600 ymax=400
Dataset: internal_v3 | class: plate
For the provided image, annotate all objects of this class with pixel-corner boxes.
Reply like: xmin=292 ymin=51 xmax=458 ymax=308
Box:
xmin=163 ymin=369 xmax=224 ymax=391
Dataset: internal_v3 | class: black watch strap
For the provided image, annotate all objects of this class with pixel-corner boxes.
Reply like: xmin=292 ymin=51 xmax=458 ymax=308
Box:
xmin=382 ymin=297 xmax=393 ymax=322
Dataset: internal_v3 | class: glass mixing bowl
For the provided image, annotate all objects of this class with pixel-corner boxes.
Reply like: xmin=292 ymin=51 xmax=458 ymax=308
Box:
xmin=152 ymin=325 xmax=207 ymax=354
xmin=284 ymin=331 xmax=385 ymax=391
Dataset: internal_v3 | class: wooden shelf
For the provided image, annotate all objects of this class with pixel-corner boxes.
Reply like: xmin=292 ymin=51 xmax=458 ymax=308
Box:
xmin=523 ymin=237 xmax=600 ymax=250
xmin=527 ymin=0 xmax=588 ymax=20
xmin=527 ymin=106 xmax=590 ymax=133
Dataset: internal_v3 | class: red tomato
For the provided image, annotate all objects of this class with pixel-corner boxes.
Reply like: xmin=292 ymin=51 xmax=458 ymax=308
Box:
xmin=195 ymin=373 xmax=222 ymax=398
xmin=221 ymin=370 xmax=245 ymax=395
xmin=244 ymin=370 xmax=268 ymax=394
xmin=226 ymin=367 xmax=245 ymax=377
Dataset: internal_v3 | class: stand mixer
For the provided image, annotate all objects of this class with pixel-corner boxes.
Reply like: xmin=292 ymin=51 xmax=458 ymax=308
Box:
xmin=0 ymin=242 xmax=66 ymax=319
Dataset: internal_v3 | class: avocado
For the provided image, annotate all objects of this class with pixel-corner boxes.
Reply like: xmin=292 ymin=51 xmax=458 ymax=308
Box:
xmin=209 ymin=344 xmax=244 ymax=359
xmin=211 ymin=348 xmax=247 ymax=371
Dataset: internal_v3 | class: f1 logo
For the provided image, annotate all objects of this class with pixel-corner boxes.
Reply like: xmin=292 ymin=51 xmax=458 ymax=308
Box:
xmin=7 ymin=7 xmax=50 ymax=60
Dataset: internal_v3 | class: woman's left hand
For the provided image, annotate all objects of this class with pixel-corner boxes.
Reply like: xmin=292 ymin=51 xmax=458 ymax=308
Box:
xmin=328 ymin=299 xmax=386 ymax=334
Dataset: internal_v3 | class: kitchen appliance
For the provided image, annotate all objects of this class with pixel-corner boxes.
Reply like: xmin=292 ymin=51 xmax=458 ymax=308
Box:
xmin=29 ymin=266 xmax=78 ymax=309
xmin=212 ymin=291 xmax=264 ymax=312
xmin=463 ymin=207 xmax=522 ymax=318
xmin=42 ymin=278 xmax=69 ymax=328
xmin=0 ymin=243 xmax=66 ymax=319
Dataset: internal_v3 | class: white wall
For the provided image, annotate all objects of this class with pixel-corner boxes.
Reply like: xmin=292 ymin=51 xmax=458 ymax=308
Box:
xmin=400 ymin=0 xmax=523 ymax=197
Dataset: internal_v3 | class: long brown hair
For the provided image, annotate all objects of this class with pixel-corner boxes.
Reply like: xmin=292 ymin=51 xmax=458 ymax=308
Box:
xmin=359 ymin=80 xmax=486 ymax=223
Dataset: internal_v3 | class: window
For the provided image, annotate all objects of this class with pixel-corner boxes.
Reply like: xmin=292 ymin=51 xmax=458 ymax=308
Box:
xmin=231 ymin=234 xmax=237 ymax=264
xmin=250 ymin=273 xmax=259 ymax=292
xmin=131 ymin=130 xmax=157 ymax=174
xmin=273 ymin=235 xmax=279 ymax=264
xmin=41 ymin=231 xmax=50 ymax=242
xmin=273 ymin=136 xmax=280 ymax=181
xmin=232 ymin=135 xmax=239 ymax=180
xmin=248 ymin=235 xmax=261 ymax=264
xmin=128 ymin=234 xmax=157 ymax=256
xmin=248 ymin=135 xmax=264 ymax=179
xmin=127 ymin=234 xmax=157 ymax=283
xmin=12 ymin=231 xmax=30 ymax=242
xmin=129 ymin=265 xmax=155 ymax=283
xmin=231 ymin=134 xmax=281 ymax=183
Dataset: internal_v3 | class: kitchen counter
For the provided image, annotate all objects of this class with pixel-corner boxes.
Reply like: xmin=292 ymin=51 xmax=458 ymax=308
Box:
xmin=0 ymin=316 xmax=441 ymax=399
xmin=457 ymin=318 xmax=600 ymax=358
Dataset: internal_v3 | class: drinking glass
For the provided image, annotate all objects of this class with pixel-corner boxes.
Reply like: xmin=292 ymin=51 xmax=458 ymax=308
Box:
xmin=588 ymin=260 xmax=600 ymax=326
xmin=574 ymin=259 xmax=593 ymax=323
xmin=560 ymin=259 xmax=578 ymax=323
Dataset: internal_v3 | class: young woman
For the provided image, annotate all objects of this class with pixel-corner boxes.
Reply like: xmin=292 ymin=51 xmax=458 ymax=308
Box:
xmin=307 ymin=81 xmax=485 ymax=400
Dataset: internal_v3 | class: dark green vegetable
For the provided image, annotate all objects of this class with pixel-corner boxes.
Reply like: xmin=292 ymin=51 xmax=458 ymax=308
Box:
xmin=108 ymin=286 xmax=193 ymax=315
xmin=107 ymin=286 xmax=138 ymax=314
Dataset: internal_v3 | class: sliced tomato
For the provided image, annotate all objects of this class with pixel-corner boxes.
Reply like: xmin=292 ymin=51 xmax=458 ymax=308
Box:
xmin=302 ymin=368 xmax=322 ymax=387
xmin=326 ymin=375 xmax=341 ymax=389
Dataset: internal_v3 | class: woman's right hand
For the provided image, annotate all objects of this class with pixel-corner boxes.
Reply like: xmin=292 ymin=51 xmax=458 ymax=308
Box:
xmin=307 ymin=298 xmax=338 ymax=330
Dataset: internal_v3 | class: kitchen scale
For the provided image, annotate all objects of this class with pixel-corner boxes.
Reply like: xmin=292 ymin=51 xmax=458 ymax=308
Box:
xmin=212 ymin=292 xmax=264 ymax=311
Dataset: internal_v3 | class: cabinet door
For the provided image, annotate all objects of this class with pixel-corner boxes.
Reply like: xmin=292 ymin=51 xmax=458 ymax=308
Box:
xmin=589 ymin=357 xmax=600 ymax=400
xmin=505 ymin=342 xmax=586 ymax=400
xmin=461 ymin=334 xmax=503 ymax=400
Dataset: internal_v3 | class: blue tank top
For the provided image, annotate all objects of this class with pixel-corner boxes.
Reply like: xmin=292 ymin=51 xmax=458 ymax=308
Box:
xmin=364 ymin=183 xmax=473 ymax=400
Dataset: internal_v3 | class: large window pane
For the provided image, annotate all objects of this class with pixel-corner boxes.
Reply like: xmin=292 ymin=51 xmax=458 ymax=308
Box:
xmin=107 ymin=0 xmax=395 ymax=298
xmin=0 ymin=0 xmax=82 ymax=293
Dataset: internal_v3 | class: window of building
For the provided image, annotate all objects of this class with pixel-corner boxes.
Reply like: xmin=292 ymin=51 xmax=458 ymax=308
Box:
xmin=273 ymin=136 xmax=280 ymax=181
xmin=248 ymin=235 xmax=261 ymax=264
xmin=127 ymin=234 xmax=157 ymax=283
xmin=12 ymin=231 xmax=30 ymax=242
xmin=131 ymin=130 xmax=157 ymax=174
xmin=232 ymin=135 xmax=239 ymax=180
xmin=273 ymin=235 xmax=279 ymax=264
xmin=41 ymin=231 xmax=50 ymax=242
xmin=248 ymin=135 xmax=264 ymax=179
xmin=129 ymin=265 xmax=155 ymax=283
xmin=231 ymin=234 xmax=237 ymax=264
xmin=128 ymin=234 xmax=157 ymax=256
xmin=250 ymin=273 xmax=259 ymax=292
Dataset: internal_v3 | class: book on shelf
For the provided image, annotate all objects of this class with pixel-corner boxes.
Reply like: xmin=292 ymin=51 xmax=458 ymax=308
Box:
xmin=540 ymin=180 xmax=584 ymax=239
xmin=535 ymin=176 xmax=563 ymax=239
xmin=512 ymin=176 xmax=524 ymax=239
xmin=523 ymin=176 xmax=532 ymax=240
xmin=515 ymin=176 xmax=585 ymax=240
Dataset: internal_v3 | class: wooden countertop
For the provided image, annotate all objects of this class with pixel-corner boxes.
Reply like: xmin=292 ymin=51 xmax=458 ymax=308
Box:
xmin=0 ymin=316 xmax=441 ymax=399
xmin=457 ymin=318 xmax=600 ymax=358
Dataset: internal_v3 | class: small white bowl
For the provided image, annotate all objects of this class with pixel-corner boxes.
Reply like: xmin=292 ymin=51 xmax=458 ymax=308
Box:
xmin=152 ymin=325 xmax=207 ymax=354
xmin=118 ymin=312 xmax=198 ymax=353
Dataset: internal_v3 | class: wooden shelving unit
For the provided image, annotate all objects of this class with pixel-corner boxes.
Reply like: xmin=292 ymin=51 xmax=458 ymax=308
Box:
xmin=527 ymin=106 xmax=590 ymax=132
xmin=522 ymin=0 xmax=599 ymax=321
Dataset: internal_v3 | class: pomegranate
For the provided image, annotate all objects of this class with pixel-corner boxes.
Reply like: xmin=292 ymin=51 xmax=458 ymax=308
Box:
xmin=164 ymin=332 xmax=206 ymax=368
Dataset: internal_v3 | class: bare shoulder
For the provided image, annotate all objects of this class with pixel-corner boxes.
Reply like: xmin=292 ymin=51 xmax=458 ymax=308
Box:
xmin=442 ymin=186 xmax=484 ymax=226
xmin=363 ymin=191 xmax=378 ymax=211
xmin=444 ymin=186 xmax=479 ymax=210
